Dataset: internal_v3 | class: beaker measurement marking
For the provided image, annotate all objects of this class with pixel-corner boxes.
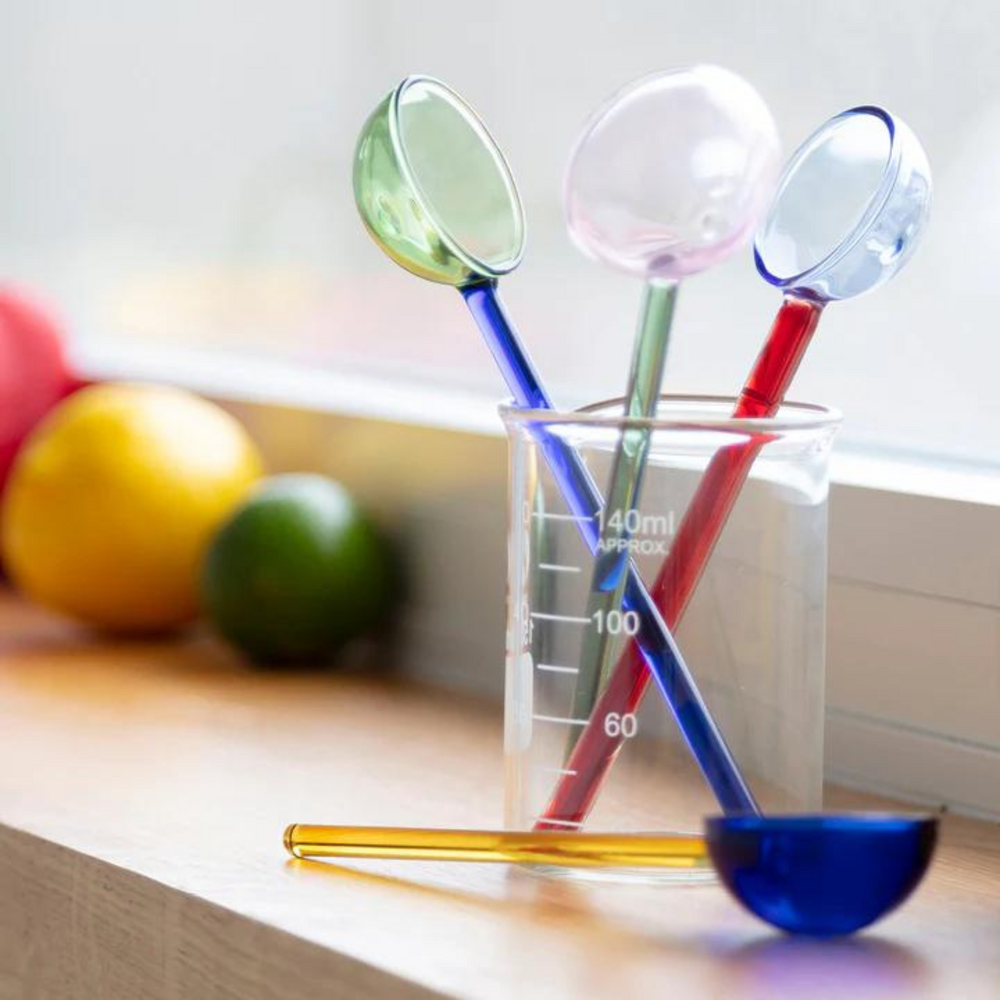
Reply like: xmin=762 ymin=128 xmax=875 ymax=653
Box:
xmin=532 ymin=817 xmax=583 ymax=828
xmin=538 ymin=562 xmax=581 ymax=574
xmin=604 ymin=711 xmax=638 ymax=739
xmin=597 ymin=507 xmax=676 ymax=536
xmin=536 ymin=663 xmax=579 ymax=675
xmin=537 ymin=765 xmax=579 ymax=777
xmin=592 ymin=608 xmax=640 ymax=636
xmin=532 ymin=713 xmax=590 ymax=727
xmin=530 ymin=612 xmax=590 ymax=625
xmin=531 ymin=511 xmax=595 ymax=524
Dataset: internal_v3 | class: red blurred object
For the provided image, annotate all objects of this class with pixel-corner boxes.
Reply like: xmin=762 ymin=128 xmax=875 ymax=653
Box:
xmin=0 ymin=287 xmax=83 ymax=490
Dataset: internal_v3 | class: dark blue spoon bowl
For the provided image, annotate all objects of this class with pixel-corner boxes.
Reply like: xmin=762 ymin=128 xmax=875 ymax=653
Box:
xmin=705 ymin=814 xmax=938 ymax=937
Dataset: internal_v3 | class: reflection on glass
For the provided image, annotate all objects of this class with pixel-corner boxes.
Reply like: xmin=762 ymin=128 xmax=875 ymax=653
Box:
xmin=756 ymin=113 xmax=891 ymax=280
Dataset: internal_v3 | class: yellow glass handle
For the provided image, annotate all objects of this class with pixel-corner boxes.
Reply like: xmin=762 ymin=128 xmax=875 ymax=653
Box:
xmin=284 ymin=824 xmax=707 ymax=868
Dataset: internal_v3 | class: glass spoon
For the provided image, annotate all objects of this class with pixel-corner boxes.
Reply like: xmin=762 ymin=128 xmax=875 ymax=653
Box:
xmin=542 ymin=105 xmax=932 ymax=828
xmin=282 ymin=816 xmax=936 ymax=936
xmin=354 ymin=74 xmax=757 ymax=813
xmin=562 ymin=66 xmax=780 ymax=739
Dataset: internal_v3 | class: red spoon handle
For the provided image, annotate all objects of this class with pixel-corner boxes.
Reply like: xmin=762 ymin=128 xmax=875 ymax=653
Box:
xmin=538 ymin=296 xmax=824 ymax=827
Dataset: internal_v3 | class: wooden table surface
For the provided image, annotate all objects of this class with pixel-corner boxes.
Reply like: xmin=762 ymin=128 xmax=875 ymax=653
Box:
xmin=0 ymin=593 xmax=997 ymax=1000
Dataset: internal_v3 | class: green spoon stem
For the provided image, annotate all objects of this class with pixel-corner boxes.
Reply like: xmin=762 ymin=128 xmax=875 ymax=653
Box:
xmin=568 ymin=281 xmax=678 ymax=748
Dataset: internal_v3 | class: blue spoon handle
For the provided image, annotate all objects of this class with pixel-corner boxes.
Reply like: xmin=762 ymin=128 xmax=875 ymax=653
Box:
xmin=461 ymin=281 xmax=758 ymax=816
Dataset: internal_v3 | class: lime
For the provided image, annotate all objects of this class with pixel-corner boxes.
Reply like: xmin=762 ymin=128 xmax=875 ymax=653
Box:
xmin=201 ymin=474 xmax=397 ymax=665
xmin=1 ymin=382 xmax=263 ymax=631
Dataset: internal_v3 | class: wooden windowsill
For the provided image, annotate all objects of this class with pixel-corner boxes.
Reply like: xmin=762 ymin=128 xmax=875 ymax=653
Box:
xmin=0 ymin=592 xmax=997 ymax=999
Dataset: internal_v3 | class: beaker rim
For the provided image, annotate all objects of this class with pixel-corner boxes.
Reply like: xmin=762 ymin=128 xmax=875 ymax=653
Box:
xmin=499 ymin=394 xmax=842 ymax=435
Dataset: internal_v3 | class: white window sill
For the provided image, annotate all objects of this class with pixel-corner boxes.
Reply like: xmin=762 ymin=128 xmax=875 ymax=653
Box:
xmin=75 ymin=339 xmax=1000 ymax=820
xmin=78 ymin=339 xmax=1000 ymax=505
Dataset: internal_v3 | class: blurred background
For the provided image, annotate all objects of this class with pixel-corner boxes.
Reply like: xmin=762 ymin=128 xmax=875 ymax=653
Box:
xmin=1 ymin=0 xmax=997 ymax=464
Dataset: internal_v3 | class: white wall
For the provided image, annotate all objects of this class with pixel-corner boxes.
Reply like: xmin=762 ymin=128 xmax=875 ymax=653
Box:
xmin=2 ymin=0 xmax=999 ymax=464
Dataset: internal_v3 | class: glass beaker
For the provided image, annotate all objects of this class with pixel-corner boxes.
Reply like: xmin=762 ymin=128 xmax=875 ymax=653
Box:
xmin=502 ymin=395 xmax=840 ymax=881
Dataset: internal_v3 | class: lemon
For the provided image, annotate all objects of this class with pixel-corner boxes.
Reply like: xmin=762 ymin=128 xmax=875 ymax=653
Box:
xmin=2 ymin=382 xmax=263 ymax=631
xmin=201 ymin=474 xmax=398 ymax=665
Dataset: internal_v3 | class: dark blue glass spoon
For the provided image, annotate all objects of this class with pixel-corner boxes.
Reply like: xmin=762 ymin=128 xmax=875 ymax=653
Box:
xmin=706 ymin=814 xmax=938 ymax=936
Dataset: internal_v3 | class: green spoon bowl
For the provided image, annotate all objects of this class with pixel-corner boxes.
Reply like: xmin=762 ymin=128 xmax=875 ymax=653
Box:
xmin=354 ymin=74 xmax=525 ymax=286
